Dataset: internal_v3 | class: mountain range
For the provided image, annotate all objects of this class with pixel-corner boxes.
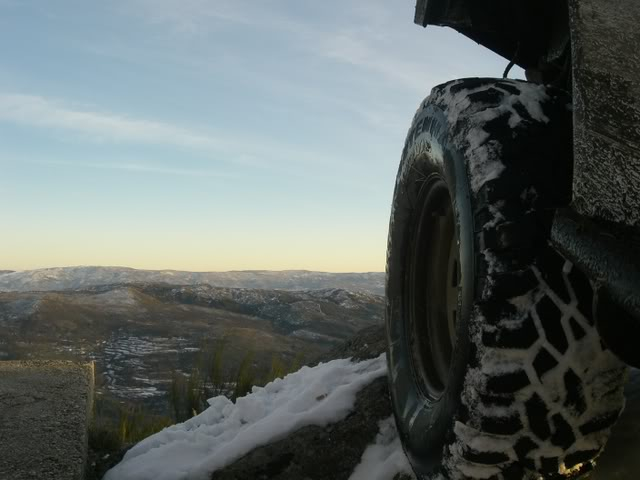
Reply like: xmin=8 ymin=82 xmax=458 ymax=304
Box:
xmin=0 ymin=266 xmax=384 ymax=294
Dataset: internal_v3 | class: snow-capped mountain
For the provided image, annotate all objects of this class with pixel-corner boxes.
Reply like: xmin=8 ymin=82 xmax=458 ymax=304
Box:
xmin=0 ymin=266 xmax=384 ymax=294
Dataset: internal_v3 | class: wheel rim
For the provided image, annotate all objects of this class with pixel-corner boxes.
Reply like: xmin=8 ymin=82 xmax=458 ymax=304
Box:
xmin=407 ymin=176 xmax=460 ymax=400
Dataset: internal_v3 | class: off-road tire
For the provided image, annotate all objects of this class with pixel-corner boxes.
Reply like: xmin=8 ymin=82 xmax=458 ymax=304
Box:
xmin=385 ymin=78 xmax=627 ymax=480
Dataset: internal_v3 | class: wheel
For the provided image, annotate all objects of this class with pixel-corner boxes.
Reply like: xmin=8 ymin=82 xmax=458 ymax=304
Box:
xmin=385 ymin=78 xmax=628 ymax=480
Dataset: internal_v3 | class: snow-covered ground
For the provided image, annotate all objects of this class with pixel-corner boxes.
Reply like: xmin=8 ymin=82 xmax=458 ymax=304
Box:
xmin=104 ymin=353 xmax=415 ymax=480
xmin=98 ymin=332 xmax=197 ymax=399
xmin=350 ymin=416 xmax=416 ymax=480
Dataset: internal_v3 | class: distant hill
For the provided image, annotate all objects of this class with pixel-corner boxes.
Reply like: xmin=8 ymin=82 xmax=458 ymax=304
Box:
xmin=0 ymin=267 xmax=384 ymax=295
xmin=0 ymin=283 xmax=384 ymax=412
xmin=0 ymin=270 xmax=14 ymax=275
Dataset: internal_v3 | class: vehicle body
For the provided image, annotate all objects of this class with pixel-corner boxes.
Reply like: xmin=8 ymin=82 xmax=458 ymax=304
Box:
xmin=385 ymin=1 xmax=640 ymax=478
xmin=414 ymin=0 xmax=640 ymax=363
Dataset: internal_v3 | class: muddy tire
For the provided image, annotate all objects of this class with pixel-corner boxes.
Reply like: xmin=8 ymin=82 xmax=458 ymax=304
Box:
xmin=385 ymin=78 xmax=627 ymax=480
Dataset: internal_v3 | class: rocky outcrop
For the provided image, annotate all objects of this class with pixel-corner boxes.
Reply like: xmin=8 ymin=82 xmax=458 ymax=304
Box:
xmin=210 ymin=376 xmax=393 ymax=480
xmin=0 ymin=361 xmax=94 ymax=480
xmin=210 ymin=324 xmax=402 ymax=480
xmin=314 ymin=324 xmax=388 ymax=364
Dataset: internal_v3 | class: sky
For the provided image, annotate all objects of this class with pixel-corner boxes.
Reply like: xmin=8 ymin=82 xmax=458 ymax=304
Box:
xmin=0 ymin=0 xmax=518 ymax=273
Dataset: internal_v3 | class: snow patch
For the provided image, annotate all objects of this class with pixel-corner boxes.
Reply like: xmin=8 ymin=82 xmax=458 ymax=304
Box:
xmin=291 ymin=329 xmax=338 ymax=342
xmin=427 ymin=80 xmax=552 ymax=194
xmin=104 ymin=354 xmax=387 ymax=480
xmin=448 ymin=259 xmax=627 ymax=479
xmin=349 ymin=416 xmax=416 ymax=480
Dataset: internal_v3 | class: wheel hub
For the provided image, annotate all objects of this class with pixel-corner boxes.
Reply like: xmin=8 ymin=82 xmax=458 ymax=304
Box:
xmin=407 ymin=177 xmax=460 ymax=400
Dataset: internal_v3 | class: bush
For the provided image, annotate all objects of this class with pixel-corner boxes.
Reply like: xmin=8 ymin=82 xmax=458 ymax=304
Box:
xmin=232 ymin=350 xmax=256 ymax=400
xmin=90 ymin=397 xmax=173 ymax=452
xmin=91 ymin=337 xmax=307 ymax=451
xmin=168 ymin=340 xmax=305 ymax=421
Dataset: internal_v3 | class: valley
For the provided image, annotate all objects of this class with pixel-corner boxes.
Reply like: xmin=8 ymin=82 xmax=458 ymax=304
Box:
xmin=0 ymin=278 xmax=384 ymax=416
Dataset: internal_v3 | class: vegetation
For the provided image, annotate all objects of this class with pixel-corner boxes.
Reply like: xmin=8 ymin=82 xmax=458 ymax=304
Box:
xmin=90 ymin=337 xmax=306 ymax=451
xmin=232 ymin=350 xmax=256 ymax=400
xmin=168 ymin=337 xmax=305 ymax=422
xmin=89 ymin=396 xmax=173 ymax=452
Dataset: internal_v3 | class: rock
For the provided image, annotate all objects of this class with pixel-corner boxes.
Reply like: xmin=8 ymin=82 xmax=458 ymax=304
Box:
xmin=314 ymin=324 xmax=387 ymax=363
xmin=85 ymin=442 xmax=132 ymax=480
xmin=211 ymin=324 xmax=390 ymax=480
xmin=211 ymin=377 xmax=390 ymax=480
xmin=0 ymin=361 xmax=94 ymax=480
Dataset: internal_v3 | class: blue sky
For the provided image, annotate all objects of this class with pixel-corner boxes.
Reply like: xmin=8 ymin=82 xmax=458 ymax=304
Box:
xmin=0 ymin=0 xmax=517 ymax=272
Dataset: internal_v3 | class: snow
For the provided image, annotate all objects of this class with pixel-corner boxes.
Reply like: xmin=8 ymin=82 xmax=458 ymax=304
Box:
xmin=447 ymin=259 xmax=627 ymax=479
xmin=349 ymin=416 xmax=416 ymax=480
xmin=291 ymin=329 xmax=338 ymax=342
xmin=98 ymin=333 xmax=196 ymax=399
xmin=396 ymin=80 xmax=553 ymax=222
xmin=433 ymin=80 xmax=550 ymax=195
xmin=104 ymin=354 xmax=388 ymax=480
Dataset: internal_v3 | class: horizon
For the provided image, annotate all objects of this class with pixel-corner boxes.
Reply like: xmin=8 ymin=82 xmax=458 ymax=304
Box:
xmin=1 ymin=264 xmax=384 ymax=274
xmin=0 ymin=1 xmax=520 ymax=272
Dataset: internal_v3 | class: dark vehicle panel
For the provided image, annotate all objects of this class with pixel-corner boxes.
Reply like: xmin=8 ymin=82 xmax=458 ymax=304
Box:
xmin=569 ymin=0 xmax=640 ymax=227
xmin=414 ymin=0 xmax=569 ymax=79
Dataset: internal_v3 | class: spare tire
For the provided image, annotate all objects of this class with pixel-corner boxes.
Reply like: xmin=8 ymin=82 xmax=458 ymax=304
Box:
xmin=385 ymin=78 xmax=627 ymax=479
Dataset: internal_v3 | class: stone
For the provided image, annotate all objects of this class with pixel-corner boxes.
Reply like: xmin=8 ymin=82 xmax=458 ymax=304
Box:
xmin=0 ymin=361 xmax=94 ymax=480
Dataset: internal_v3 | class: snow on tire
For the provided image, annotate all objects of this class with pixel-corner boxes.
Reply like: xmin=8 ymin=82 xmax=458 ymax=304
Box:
xmin=385 ymin=78 xmax=627 ymax=480
xmin=452 ymin=252 xmax=627 ymax=479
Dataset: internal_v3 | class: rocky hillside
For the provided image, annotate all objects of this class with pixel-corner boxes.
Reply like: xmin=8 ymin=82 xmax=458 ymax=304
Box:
xmin=136 ymin=283 xmax=383 ymax=339
xmin=0 ymin=283 xmax=383 ymax=415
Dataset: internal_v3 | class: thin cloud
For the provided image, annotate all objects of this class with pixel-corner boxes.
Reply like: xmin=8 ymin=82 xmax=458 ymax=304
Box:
xmin=106 ymin=1 xmax=418 ymax=130
xmin=0 ymin=93 xmax=223 ymax=150
xmin=78 ymin=39 xmax=407 ymax=134
xmin=318 ymin=31 xmax=440 ymax=94
xmin=120 ymin=0 xmax=440 ymax=94
xmin=0 ymin=93 xmax=347 ymax=170
xmin=122 ymin=0 xmax=304 ymax=36
xmin=34 ymin=159 xmax=236 ymax=178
